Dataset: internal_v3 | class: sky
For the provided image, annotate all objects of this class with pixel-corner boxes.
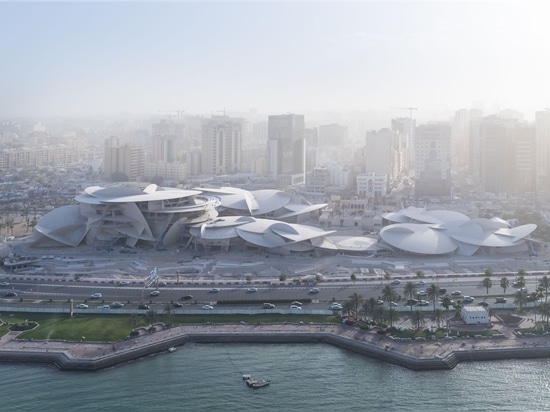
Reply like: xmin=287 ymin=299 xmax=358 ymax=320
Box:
xmin=2 ymin=0 xmax=550 ymax=122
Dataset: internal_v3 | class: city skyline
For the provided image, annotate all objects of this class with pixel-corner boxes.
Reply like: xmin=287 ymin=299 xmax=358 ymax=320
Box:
xmin=2 ymin=1 xmax=550 ymax=122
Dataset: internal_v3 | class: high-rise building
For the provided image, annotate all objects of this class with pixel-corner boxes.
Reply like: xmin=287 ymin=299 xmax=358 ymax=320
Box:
xmin=364 ymin=128 xmax=404 ymax=184
xmin=152 ymin=135 xmax=178 ymax=163
xmin=391 ymin=117 xmax=415 ymax=171
xmin=200 ymin=116 xmax=243 ymax=176
xmin=267 ymin=113 xmax=305 ymax=186
xmin=104 ymin=136 xmax=146 ymax=181
xmin=535 ymin=110 xmax=550 ymax=193
xmin=414 ymin=122 xmax=452 ymax=197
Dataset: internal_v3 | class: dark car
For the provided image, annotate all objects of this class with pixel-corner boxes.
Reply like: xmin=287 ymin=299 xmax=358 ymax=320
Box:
xmin=479 ymin=301 xmax=489 ymax=307
xmin=138 ymin=304 xmax=150 ymax=310
xmin=181 ymin=295 xmax=193 ymax=300
xmin=405 ymin=298 xmax=418 ymax=306
xmin=438 ymin=288 xmax=447 ymax=295
xmin=173 ymin=302 xmax=184 ymax=308
xmin=5 ymin=291 xmax=17 ymax=297
xmin=495 ymin=297 xmax=507 ymax=303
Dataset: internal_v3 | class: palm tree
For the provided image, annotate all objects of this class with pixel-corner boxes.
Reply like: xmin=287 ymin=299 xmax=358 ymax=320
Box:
xmin=348 ymin=292 xmax=364 ymax=316
xmin=500 ymin=277 xmax=510 ymax=294
xmin=431 ymin=309 xmax=444 ymax=329
xmin=514 ymin=290 xmax=527 ymax=312
xmin=482 ymin=276 xmax=492 ymax=295
xmin=381 ymin=285 xmax=399 ymax=327
xmin=427 ymin=283 xmax=438 ymax=312
xmin=342 ymin=300 xmax=354 ymax=317
xmin=408 ymin=310 xmax=426 ymax=331
xmin=539 ymin=275 xmax=550 ymax=302
xmin=539 ymin=302 xmax=550 ymax=327
xmin=516 ymin=270 xmax=526 ymax=288
xmin=146 ymin=309 xmax=157 ymax=328
xmin=374 ymin=306 xmax=385 ymax=324
xmin=440 ymin=295 xmax=453 ymax=332
xmin=453 ymin=299 xmax=463 ymax=317
xmin=403 ymin=281 xmax=416 ymax=312
xmin=362 ymin=297 xmax=377 ymax=321
xmin=164 ymin=303 xmax=173 ymax=326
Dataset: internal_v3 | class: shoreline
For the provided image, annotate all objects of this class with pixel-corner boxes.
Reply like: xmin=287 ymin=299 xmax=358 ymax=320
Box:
xmin=2 ymin=323 xmax=550 ymax=372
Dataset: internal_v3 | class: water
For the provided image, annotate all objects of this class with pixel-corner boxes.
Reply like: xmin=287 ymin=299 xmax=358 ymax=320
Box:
xmin=1 ymin=343 xmax=550 ymax=411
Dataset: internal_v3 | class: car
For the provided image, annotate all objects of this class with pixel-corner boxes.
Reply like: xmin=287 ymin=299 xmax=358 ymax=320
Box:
xmin=209 ymin=288 xmax=220 ymax=293
xmin=181 ymin=295 xmax=193 ymax=300
xmin=110 ymin=302 xmax=124 ymax=308
xmin=291 ymin=301 xmax=303 ymax=306
xmin=172 ymin=302 xmax=184 ymax=308
xmin=5 ymin=292 xmax=17 ymax=297
xmin=451 ymin=290 xmax=462 ymax=296
xmin=157 ymin=281 xmax=167 ymax=287
xmin=513 ymin=281 xmax=522 ymax=287
xmin=518 ymin=288 xmax=528 ymax=294
xmin=90 ymin=292 xmax=102 ymax=299
xmin=290 ymin=305 xmax=303 ymax=310
xmin=118 ymin=280 xmax=130 ymax=286
xmin=202 ymin=305 xmax=214 ymax=310
xmin=416 ymin=300 xmax=429 ymax=306
xmin=438 ymin=288 xmax=447 ymax=295
xmin=417 ymin=290 xmax=428 ymax=297
xmin=495 ymin=297 xmax=507 ymax=303
xmin=75 ymin=303 xmax=88 ymax=309
xmin=0 ymin=282 xmax=9 ymax=287
xmin=97 ymin=305 xmax=110 ymax=309
xmin=389 ymin=301 xmax=399 ymax=307
xmin=479 ymin=301 xmax=489 ymax=307
xmin=405 ymin=298 xmax=418 ymax=306
xmin=150 ymin=290 xmax=160 ymax=297
xmin=415 ymin=281 xmax=426 ymax=286
xmin=376 ymin=299 xmax=384 ymax=305
xmin=247 ymin=288 xmax=258 ymax=293
xmin=390 ymin=279 xmax=401 ymax=285
xmin=262 ymin=303 xmax=275 ymax=309
xmin=138 ymin=304 xmax=150 ymax=310
xmin=329 ymin=303 xmax=343 ymax=310
xmin=309 ymin=288 xmax=320 ymax=294
xmin=462 ymin=296 xmax=474 ymax=304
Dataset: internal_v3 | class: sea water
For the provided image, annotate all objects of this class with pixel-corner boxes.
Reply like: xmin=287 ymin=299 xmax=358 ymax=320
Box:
xmin=1 ymin=343 xmax=550 ymax=411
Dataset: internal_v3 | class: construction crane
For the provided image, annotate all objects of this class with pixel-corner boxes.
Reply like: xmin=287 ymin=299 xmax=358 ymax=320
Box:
xmin=393 ymin=107 xmax=418 ymax=119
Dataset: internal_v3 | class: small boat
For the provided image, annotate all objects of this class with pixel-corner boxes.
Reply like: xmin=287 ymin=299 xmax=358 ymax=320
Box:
xmin=168 ymin=347 xmax=177 ymax=353
xmin=245 ymin=377 xmax=270 ymax=389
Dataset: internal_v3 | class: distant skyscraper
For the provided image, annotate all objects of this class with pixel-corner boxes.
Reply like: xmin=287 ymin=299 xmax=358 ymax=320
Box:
xmin=391 ymin=117 xmax=415 ymax=171
xmin=267 ymin=113 xmax=305 ymax=186
xmin=414 ymin=122 xmax=452 ymax=197
xmin=152 ymin=135 xmax=178 ymax=163
xmin=536 ymin=110 xmax=550 ymax=193
xmin=104 ymin=136 xmax=146 ymax=181
xmin=364 ymin=128 xmax=403 ymax=184
xmin=200 ymin=116 xmax=243 ymax=176
xmin=318 ymin=123 xmax=347 ymax=146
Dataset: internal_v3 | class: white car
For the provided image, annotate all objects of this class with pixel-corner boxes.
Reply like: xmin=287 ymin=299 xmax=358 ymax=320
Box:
xmin=97 ymin=305 xmax=110 ymax=309
xmin=0 ymin=282 xmax=9 ymax=287
xmin=75 ymin=303 xmax=88 ymax=309
xmin=329 ymin=303 xmax=343 ymax=310
xmin=246 ymin=288 xmax=258 ymax=293
xmin=202 ymin=305 xmax=214 ymax=310
xmin=309 ymin=288 xmax=320 ymax=294
xmin=150 ymin=290 xmax=160 ymax=296
xmin=209 ymin=288 xmax=220 ymax=293
xmin=290 ymin=305 xmax=303 ymax=310
xmin=118 ymin=280 xmax=130 ymax=286
xmin=90 ymin=293 xmax=102 ymax=299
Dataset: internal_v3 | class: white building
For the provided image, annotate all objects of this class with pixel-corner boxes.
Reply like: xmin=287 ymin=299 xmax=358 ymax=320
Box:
xmin=461 ymin=306 xmax=489 ymax=325
xmin=356 ymin=172 xmax=387 ymax=198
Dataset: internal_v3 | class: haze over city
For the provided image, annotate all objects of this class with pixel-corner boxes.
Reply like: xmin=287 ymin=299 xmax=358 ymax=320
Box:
xmin=2 ymin=0 xmax=550 ymax=123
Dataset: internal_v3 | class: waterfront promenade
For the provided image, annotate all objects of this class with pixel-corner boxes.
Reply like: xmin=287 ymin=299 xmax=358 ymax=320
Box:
xmin=1 ymin=314 xmax=550 ymax=372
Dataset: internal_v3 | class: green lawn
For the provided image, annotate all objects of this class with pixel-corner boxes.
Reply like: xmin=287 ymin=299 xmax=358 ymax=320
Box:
xmin=1 ymin=313 xmax=340 ymax=342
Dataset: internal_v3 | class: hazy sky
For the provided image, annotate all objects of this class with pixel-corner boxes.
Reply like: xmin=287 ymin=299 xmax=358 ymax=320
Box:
xmin=2 ymin=1 xmax=550 ymax=120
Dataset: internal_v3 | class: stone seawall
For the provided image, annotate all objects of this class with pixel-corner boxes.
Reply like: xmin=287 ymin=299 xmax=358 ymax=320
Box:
xmin=2 ymin=324 xmax=550 ymax=372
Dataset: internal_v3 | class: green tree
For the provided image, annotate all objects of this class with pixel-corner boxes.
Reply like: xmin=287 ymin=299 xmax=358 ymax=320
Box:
xmin=163 ymin=303 xmax=173 ymax=325
xmin=279 ymin=274 xmax=288 ymax=282
xmin=348 ymin=292 xmax=364 ymax=316
xmin=350 ymin=273 xmax=357 ymax=283
xmin=362 ymin=297 xmax=377 ymax=321
xmin=146 ymin=309 xmax=157 ymax=327
xmin=516 ymin=270 xmax=526 ymax=288
xmin=426 ymin=283 xmax=438 ymax=312
xmin=342 ymin=300 xmax=354 ymax=317
xmin=482 ymin=276 xmax=492 ymax=295
xmin=408 ymin=310 xmax=426 ymax=331
xmin=514 ymin=290 xmax=527 ymax=311
xmin=415 ymin=270 xmax=425 ymax=279
xmin=500 ymin=277 xmax=510 ymax=294
xmin=539 ymin=275 xmax=550 ymax=302
xmin=403 ymin=281 xmax=417 ymax=312
xmin=381 ymin=284 xmax=399 ymax=327
xmin=440 ymin=295 xmax=453 ymax=332
xmin=431 ymin=308 xmax=444 ymax=329
xmin=538 ymin=302 xmax=550 ymax=326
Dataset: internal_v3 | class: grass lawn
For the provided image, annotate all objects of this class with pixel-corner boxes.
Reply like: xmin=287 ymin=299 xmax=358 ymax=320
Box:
xmin=1 ymin=312 xmax=340 ymax=342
